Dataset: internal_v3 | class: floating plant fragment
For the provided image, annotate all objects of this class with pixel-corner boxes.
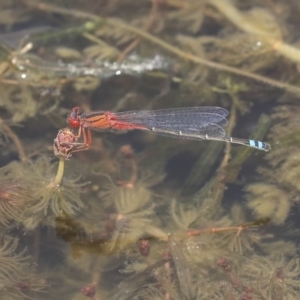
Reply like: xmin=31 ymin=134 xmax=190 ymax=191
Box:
xmin=11 ymin=52 xmax=172 ymax=80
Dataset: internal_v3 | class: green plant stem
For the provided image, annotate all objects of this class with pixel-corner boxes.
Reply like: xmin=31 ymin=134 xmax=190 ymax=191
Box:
xmin=54 ymin=158 xmax=65 ymax=185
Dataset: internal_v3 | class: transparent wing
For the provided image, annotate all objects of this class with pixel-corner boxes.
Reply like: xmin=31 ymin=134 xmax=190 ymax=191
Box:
xmin=114 ymin=107 xmax=228 ymax=138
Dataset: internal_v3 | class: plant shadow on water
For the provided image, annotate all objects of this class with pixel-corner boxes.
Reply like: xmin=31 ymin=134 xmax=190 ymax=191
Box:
xmin=0 ymin=0 xmax=300 ymax=299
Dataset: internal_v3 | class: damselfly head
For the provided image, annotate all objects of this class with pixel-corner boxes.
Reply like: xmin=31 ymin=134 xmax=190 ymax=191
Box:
xmin=68 ymin=107 xmax=82 ymax=128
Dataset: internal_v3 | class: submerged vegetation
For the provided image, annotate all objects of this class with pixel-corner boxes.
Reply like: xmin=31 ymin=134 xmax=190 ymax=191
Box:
xmin=0 ymin=0 xmax=299 ymax=299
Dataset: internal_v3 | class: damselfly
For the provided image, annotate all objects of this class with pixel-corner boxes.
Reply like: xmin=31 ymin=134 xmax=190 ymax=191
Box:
xmin=66 ymin=106 xmax=271 ymax=153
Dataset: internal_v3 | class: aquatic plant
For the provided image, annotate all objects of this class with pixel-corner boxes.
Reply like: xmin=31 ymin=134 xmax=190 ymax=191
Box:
xmin=0 ymin=156 xmax=85 ymax=229
xmin=0 ymin=237 xmax=27 ymax=286
xmin=0 ymin=235 xmax=46 ymax=299
xmin=246 ymin=103 xmax=300 ymax=225
xmin=247 ymin=183 xmax=291 ymax=225
xmin=21 ymin=157 xmax=85 ymax=229
xmin=0 ymin=0 xmax=299 ymax=299
xmin=243 ymin=254 xmax=300 ymax=299
xmin=103 ymin=184 xmax=155 ymax=253
xmin=22 ymin=0 xmax=300 ymax=94
xmin=0 ymin=181 xmax=27 ymax=225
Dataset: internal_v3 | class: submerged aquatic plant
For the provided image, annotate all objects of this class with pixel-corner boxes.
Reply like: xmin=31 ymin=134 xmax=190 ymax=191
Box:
xmin=243 ymin=254 xmax=300 ymax=298
xmin=0 ymin=0 xmax=299 ymax=298
xmin=0 ymin=236 xmax=46 ymax=299
xmin=0 ymin=161 xmax=30 ymax=225
xmin=0 ymin=156 xmax=85 ymax=229
xmin=22 ymin=0 xmax=300 ymax=94
xmin=246 ymin=104 xmax=300 ymax=225
xmin=277 ymin=151 xmax=300 ymax=193
xmin=247 ymin=183 xmax=291 ymax=225
xmin=0 ymin=181 xmax=27 ymax=225
xmin=22 ymin=157 xmax=85 ymax=229
xmin=103 ymin=184 xmax=155 ymax=253
xmin=0 ymin=237 xmax=27 ymax=286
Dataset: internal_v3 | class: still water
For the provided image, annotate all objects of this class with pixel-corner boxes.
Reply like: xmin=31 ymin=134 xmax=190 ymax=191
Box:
xmin=0 ymin=0 xmax=299 ymax=299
